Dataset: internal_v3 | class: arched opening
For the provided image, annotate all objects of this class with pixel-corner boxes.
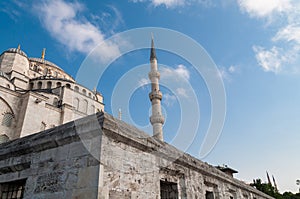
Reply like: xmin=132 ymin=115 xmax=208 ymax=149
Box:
xmin=53 ymin=97 xmax=59 ymax=107
xmin=88 ymin=93 xmax=91 ymax=98
xmin=29 ymin=82 xmax=34 ymax=90
xmin=37 ymin=81 xmax=42 ymax=89
xmin=74 ymin=98 xmax=79 ymax=110
xmin=56 ymin=82 xmax=62 ymax=87
xmin=1 ymin=112 xmax=14 ymax=127
xmin=74 ymin=86 xmax=79 ymax=92
xmin=91 ymin=105 xmax=95 ymax=113
xmin=66 ymin=83 xmax=71 ymax=89
xmin=33 ymin=64 xmax=37 ymax=71
xmin=47 ymin=81 xmax=52 ymax=89
xmin=43 ymin=68 xmax=48 ymax=76
xmin=82 ymin=89 xmax=87 ymax=95
xmin=0 ymin=134 xmax=9 ymax=143
xmin=83 ymin=100 xmax=88 ymax=113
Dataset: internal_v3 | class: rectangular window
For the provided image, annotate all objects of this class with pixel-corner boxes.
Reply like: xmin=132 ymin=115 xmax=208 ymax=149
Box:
xmin=206 ymin=191 xmax=214 ymax=199
xmin=160 ymin=180 xmax=178 ymax=199
xmin=0 ymin=179 xmax=26 ymax=199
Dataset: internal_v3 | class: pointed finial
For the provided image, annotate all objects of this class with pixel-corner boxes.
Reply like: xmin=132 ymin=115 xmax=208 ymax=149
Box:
xmin=150 ymin=33 xmax=157 ymax=60
xmin=41 ymin=48 xmax=46 ymax=60
xmin=17 ymin=44 xmax=21 ymax=50
xmin=272 ymin=175 xmax=278 ymax=192
xmin=118 ymin=108 xmax=122 ymax=120
xmin=266 ymin=171 xmax=272 ymax=185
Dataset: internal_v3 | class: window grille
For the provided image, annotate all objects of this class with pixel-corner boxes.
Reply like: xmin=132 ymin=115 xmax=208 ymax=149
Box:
xmin=1 ymin=113 xmax=14 ymax=127
xmin=160 ymin=181 xmax=178 ymax=199
xmin=0 ymin=179 xmax=26 ymax=199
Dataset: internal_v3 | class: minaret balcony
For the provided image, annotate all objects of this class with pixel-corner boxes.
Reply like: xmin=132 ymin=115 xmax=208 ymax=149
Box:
xmin=150 ymin=115 xmax=165 ymax=124
xmin=149 ymin=90 xmax=162 ymax=101
xmin=148 ymin=71 xmax=160 ymax=79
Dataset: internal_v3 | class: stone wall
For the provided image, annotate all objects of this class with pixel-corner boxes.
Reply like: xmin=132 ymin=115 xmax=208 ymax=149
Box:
xmin=0 ymin=112 xmax=274 ymax=199
xmin=0 ymin=114 xmax=102 ymax=199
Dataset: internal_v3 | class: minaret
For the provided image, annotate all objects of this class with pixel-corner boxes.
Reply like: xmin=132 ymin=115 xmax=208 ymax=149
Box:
xmin=149 ymin=36 xmax=165 ymax=141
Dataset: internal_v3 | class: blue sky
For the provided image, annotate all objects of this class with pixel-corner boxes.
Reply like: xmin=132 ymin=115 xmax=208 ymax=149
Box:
xmin=1 ymin=0 xmax=300 ymax=193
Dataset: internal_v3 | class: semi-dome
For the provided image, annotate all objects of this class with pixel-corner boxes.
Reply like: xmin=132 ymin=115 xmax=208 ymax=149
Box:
xmin=4 ymin=48 xmax=27 ymax=57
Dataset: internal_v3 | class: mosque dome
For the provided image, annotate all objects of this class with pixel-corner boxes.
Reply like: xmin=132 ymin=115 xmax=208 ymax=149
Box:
xmin=4 ymin=47 xmax=27 ymax=57
xmin=29 ymin=57 xmax=64 ymax=71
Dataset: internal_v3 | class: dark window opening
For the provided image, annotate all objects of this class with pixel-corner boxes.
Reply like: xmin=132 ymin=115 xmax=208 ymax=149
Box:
xmin=160 ymin=180 xmax=178 ymax=199
xmin=56 ymin=82 xmax=61 ymax=87
xmin=206 ymin=191 xmax=214 ymax=199
xmin=0 ymin=179 xmax=26 ymax=199
xmin=37 ymin=82 xmax=42 ymax=89
xmin=29 ymin=83 xmax=34 ymax=90
xmin=47 ymin=81 xmax=52 ymax=89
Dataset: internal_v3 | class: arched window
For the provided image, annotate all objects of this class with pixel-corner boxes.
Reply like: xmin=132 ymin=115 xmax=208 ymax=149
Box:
xmin=0 ymin=134 xmax=9 ymax=143
xmin=66 ymin=84 xmax=71 ymax=89
xmin=33 ymin=64 xmax=37 ymax=71
xmin=53 ymin=97 xmax=59 ymax=107
xmin=56 ymin=82 xmax=62 ymax=87
xmin=47 ymin=81 xmax=52 ymax=89
xmin=82 ymin=89 xmax=87 ymax=95
xmin=88 ymin=93 xmax=91 ymax=98
xmin=29 ymin=82 xmax=34 ymax=90
xmin=37 ymin=81 xmax=42 ymax=89
xmin=83 ymin=100 xmax=88 ymax=113
xmin=43 ymin=68 xmax=48 ymax=76
xmin=91 ymin=105 xmax=95 ymax=113
xmin=74 ymin=98 xmax=79 ymax=110
xmin=1 ymin=112 xmax=14 ymax=127
xmin=74 ymin=86 xmax=79 ymax=92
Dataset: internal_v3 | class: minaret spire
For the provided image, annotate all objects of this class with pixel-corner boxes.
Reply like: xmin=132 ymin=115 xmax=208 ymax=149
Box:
xmin=150 ymin=34 xmax=156 ymax=60
xmin=148 ymin=36 xmax=164 ymax=141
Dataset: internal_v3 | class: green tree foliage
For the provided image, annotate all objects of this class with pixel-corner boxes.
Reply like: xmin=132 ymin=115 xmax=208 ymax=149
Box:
xmin=250 ymin=179 xmax=300 ymax=199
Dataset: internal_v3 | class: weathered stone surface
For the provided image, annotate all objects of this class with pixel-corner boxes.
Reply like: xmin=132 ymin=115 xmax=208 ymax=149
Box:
xmin=0 ymin=112 xmax=273 ymax=199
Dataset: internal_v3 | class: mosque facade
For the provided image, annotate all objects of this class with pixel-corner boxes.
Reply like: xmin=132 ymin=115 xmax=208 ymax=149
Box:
xmin=0 ymin=46 xmax=104 ymax=141
xmin=0 ymin=43 xmax=273 ymax=199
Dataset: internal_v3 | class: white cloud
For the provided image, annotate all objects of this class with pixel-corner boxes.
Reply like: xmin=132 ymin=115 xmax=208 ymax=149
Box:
xmin=163 ymin=93 xmax=177 ymax=107
xmin=273 ymin=25 xmax=300 ymax=44
xmin=217 ymin=65 xmax=238 ymax=82
xmin=161 ymin=64 xmax=190 ymax=80
xmin=130 ymin=0 xmax=185 ymax=8
xmin=138 ymin=78 xmax=150 ymax=88
xmin=238 ymin=0 xmax=300 ymax=74
xmin=129 ymin=0 xmax=213 ymax=8
xmin=228 ymin=65 xmax=236 ymax=73
xmin=253 ymin=46 xmax=284 ymax=73
xmin=237 ymin=0 xmax=292 ymax=18
xmin=176 ymin=87 xmax=188 ymax=98
xmin=34 ymin=0 xmax=120 ymax=62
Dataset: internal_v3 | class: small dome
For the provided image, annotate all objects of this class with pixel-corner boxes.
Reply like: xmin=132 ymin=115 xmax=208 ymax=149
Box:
xmin=0 ymin=70 xmax=9 ymax=80
xmin=4 ymin=48 xmax=27 ymax=57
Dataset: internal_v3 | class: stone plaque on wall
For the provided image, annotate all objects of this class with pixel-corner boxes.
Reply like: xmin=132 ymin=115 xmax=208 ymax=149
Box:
xmin=34 ymin=171 xmax=64 ymax=193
